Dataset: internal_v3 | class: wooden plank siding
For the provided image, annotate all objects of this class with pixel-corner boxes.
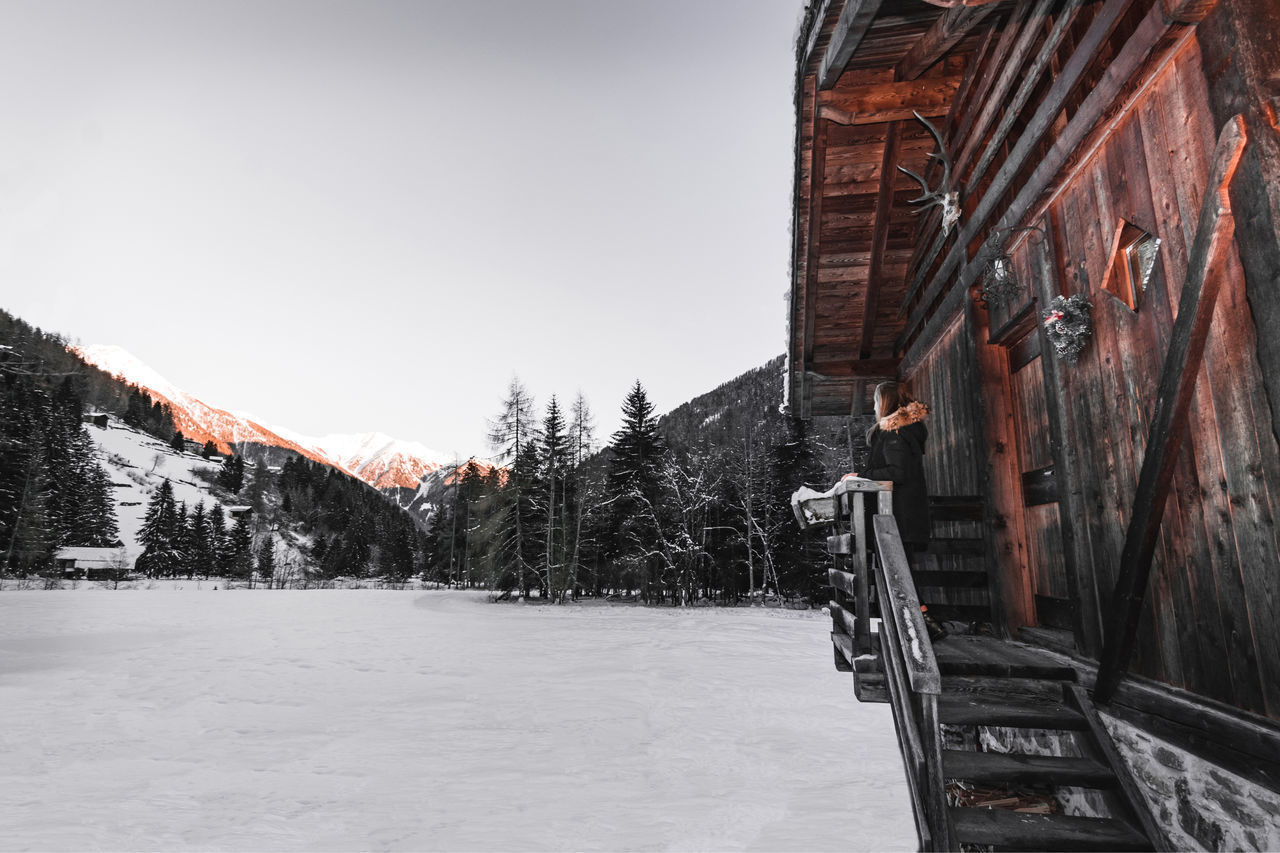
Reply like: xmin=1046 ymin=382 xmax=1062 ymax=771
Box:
xmin=902 ymin=313 xmax=994 ymax=619
xmin=992 ymin=41 xmax=1280 ymax=715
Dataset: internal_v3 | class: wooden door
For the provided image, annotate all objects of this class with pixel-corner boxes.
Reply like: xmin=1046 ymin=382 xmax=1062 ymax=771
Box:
xmin=1006 ymin=327 xmax=1072 ymax=629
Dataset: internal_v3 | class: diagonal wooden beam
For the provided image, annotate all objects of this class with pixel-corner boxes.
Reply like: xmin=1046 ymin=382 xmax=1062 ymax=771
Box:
xmin=819 ymin=0 xmax=885 ymax=89
xmin=897 ymin=0 xmax=1142 ymax=338
xmin=896 ymin=2 xmax=999 ymax=81
xmin=1094 ymin=115 xmax=1248 ymax=704
xmin=967 ymin=0 xmax=1087 ymax=190
xmin=952 ymin=0 xmax=1056 ymax=181
xmin=950 ymin=0 xmax=1033 ymax=145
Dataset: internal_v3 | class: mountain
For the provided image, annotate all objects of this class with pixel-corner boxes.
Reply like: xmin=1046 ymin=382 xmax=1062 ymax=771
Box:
xmin=657 ymin=354 xmax=857 ymax=477
xmin=73 ymin=344 xmax=453 ymax=491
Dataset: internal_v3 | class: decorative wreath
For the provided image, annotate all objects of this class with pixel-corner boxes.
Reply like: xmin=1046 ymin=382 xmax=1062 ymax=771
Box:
xmin=1041 ymin=294 xmax=1093 ymax=365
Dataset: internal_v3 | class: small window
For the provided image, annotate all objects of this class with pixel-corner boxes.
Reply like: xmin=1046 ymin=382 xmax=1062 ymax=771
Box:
xmin=1101 ymin=219 xmax=1160 ymax=311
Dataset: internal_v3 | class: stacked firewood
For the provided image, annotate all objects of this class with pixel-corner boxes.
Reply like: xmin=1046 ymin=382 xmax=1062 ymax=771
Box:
xmin=946 ymin=780 xmax=1060 ymax=814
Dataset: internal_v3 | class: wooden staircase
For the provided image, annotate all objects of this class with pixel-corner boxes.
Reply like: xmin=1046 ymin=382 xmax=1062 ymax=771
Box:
xmin=799 ymin=480 xmax=1167 ymax=851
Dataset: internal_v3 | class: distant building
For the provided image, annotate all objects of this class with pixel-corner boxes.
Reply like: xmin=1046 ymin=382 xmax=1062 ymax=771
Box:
xmin=54 ymin=546 xmax=134 ymax=579
xmin=225 ymin=506 xmax=253 ymax=519
xmin=83 ymin=412 xmax=109 ymax=429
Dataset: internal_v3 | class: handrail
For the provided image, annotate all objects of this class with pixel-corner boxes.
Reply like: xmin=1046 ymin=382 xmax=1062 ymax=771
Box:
xmin=872 ymin=514 xmax=952 ymax=852
xmin=806 ymin=476 xmax=954 ymax=851
xmin=872 ymin=516 xmax=941 ymax=695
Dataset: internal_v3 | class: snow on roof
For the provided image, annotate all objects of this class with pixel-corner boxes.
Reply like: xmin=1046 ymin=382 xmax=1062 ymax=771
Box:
xmin=55 ymin=547 xmax=135 ymax=567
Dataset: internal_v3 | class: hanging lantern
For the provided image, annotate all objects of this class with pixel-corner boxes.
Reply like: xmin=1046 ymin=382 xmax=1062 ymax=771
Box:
xmin=977 ymin=225 xmax=1045 ymax=309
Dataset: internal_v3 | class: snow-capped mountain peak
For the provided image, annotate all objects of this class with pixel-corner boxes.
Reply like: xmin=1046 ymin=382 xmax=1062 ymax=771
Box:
xmin=76 ymin=344 xmax=192 ymax=409
xmin=73 ymin=344 xmax=452 ymax=491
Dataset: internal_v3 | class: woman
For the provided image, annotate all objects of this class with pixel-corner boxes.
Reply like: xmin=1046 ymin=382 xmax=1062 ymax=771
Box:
xmin=855 ymin=381 xmax=931 ymax=551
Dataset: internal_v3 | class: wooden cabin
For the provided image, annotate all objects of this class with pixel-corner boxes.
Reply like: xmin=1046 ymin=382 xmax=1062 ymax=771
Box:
xmin=55 ymin=545 xmax=134 ymax=579
xmin=786 ymin=0 xmax=1280 ymax=848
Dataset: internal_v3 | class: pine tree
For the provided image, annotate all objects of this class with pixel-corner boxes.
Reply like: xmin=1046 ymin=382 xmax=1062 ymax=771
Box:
xmin=208 ymin=503 xmax=229 ymax=577
xmin=170 ymin=430 xmax=185 ymax=453
xmin=257 ymin=535 xmax=277 ymax=588
xmin=607 ymin=381 xmax=666 ymax=498
xmin=486 ymin=378 xmax=539 ymax=594
xmin=378 ymin=518 xmax=416 ymax=584
xmin=82 ymin=461 xmax=119 ymax=546
xmin=137 ymin=479 xmax=181 ymax=577
xmin=227 ymin=513 xmax=253 ymax=582
xmin=3 ymin=441 xmax=56 ymax=575
xmin=189 ymin=501 xmax=215 ymax=578
xmin=218 ymin=455 xmax=245 ymax=494
xmin=535 ymin=396 xmax=570 ymax=600
xmin=769 ymin=416 xmax=828 ymax=600
xmin=201 ymin=440 xmax=217 ymax=459
xmin=124 ymin=389 xmax=147 ymax=428
xmin=565 ymin=393 xmax=598 ymax=598
xmin=603 ymin=381 xmax=668 ymax=599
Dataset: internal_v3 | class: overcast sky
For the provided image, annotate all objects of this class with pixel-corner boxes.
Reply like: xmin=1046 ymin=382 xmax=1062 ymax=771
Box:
xmin=2 ymin=0 xmax=804 ymax=458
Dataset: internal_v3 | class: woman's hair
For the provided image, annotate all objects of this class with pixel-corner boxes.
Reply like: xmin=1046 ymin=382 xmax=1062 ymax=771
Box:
xmin=873 ymin=381 xmax=917 ymax=420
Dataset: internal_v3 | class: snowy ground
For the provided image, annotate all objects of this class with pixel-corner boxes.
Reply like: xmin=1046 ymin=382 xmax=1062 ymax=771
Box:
xmin=0 ymin=589 xmax=915 ymax=852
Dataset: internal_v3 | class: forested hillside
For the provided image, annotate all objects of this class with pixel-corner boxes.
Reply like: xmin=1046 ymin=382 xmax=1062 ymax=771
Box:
xmin=0 ymin=309 xmax=426 ymax=584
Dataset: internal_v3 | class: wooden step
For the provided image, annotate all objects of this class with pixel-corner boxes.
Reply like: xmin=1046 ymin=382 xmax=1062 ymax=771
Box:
xmin=937 ymin=693 xmax=1088 ymax=731
xmin=944 ymin=750 xmax=1117 ymax=789
xmin=924 ymin=537 xmax=985 ymax=556
xmin=933 ymin=635 xmax=1077 ymax=680
xmin=928 ymin=496 xmax=985 ymax=522
xmin=913 ymin=570 xmax=989 ymax=589
xmin=920 ymin=602 xmax=993 ymax=622
xmin=950 ymin=807 xmax=1151 ymax=851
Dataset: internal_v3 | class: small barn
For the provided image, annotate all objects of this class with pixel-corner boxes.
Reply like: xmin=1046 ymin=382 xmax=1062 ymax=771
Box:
xmin=54 ymin=546 xmax=135 ymax=579
xmin=786 ymin=0 xmax=1280 ymax=848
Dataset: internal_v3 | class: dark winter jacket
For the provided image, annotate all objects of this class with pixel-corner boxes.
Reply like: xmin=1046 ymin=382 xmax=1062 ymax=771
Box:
xmin=863 ymin=401 xmax=931 ymax=547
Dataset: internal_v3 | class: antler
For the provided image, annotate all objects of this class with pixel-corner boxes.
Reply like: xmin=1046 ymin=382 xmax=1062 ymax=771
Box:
xmin=896 ymin=111 xmax=953 ymax=211
xmin=896 ymin=111 xmax=960 ymax=233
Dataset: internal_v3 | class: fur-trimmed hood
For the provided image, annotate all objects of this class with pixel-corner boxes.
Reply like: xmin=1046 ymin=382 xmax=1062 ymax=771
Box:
xmin=878 ymin=400 xmax=930 ymax=432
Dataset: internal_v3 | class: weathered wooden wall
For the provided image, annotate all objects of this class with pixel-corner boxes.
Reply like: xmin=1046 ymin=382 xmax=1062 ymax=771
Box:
xmin=1004 ymin=39 xmax=1280 ymax=717
xmin=905 ymin=313 xmax=984 ymax=503
xmin=904 ymin=313 xmax=991 ymax=618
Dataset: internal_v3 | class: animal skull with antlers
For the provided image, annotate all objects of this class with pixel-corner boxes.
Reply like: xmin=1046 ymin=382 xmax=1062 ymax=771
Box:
xmin=897 ymin=111 xmax=960 ymax=235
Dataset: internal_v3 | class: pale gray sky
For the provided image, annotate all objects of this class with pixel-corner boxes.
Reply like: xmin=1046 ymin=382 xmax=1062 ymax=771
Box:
xmin=2 ymin=0 xmax=803 ymax=458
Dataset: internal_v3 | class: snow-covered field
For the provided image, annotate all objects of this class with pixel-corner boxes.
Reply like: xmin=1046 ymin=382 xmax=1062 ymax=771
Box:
xmin=0 ymin=589 xmax=914 ymax=852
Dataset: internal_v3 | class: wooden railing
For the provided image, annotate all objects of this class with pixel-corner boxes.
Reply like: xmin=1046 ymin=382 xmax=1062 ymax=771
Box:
xmin=870 ymin=513 xmax=952 ymax=852
xmin=798 ymin=479 xmax=954 ymax=851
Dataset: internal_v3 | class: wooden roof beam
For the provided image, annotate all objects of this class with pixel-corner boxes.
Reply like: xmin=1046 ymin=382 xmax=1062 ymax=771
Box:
xmin=859 ymin=120 xmax=903 ymax=359
xmin=817 ymin=76 xmax=962 ymax=125
xmin=819 ymin=0 xmax=885 ymax=90
xmin=896 ymin=2 xmax=1000 ymax=81
xmin=806 ymin=357 xmax=901 ymax=378
xmin=799 ymin=88 xmax=831 ymax=419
